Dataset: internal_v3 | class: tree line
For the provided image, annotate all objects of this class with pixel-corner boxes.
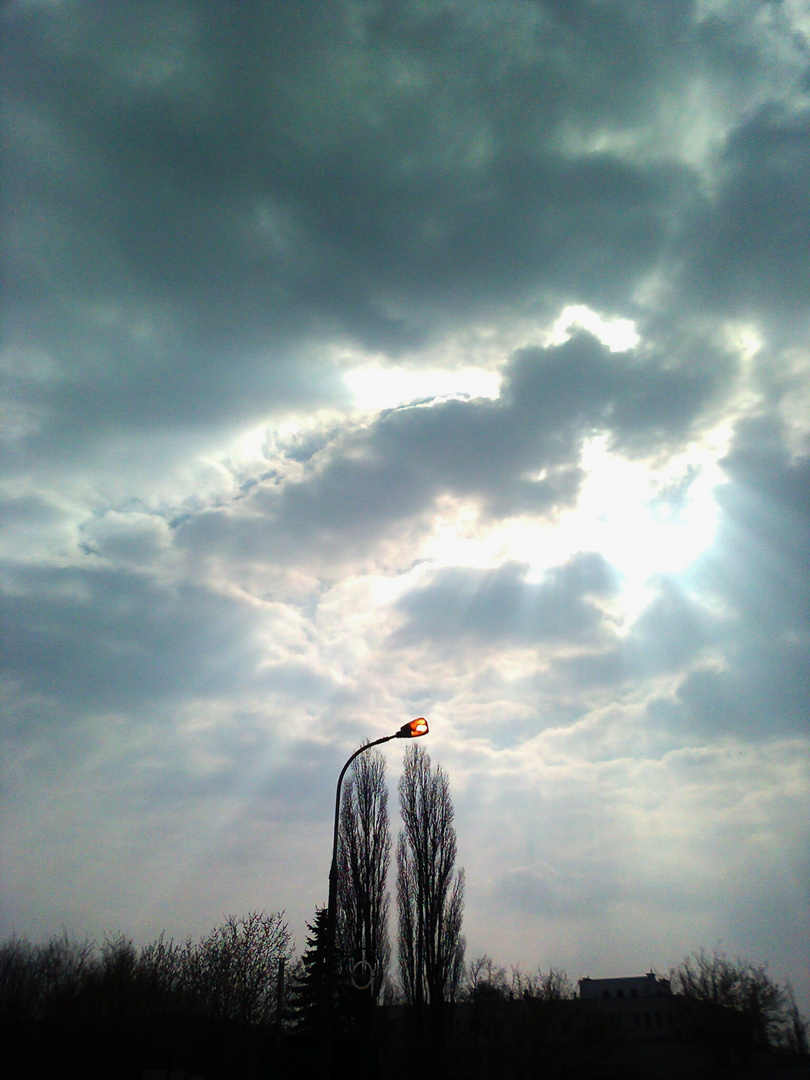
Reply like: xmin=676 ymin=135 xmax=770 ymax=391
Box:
xmin=2 ymin=743 xmax=807 ymax=1077
xmin=0 ymin=912 xmax=291 ymax=1027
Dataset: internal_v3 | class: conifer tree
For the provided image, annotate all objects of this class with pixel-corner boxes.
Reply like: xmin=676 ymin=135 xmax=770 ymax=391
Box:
xmin=288 ymin=908 xmax=329 ymax=1032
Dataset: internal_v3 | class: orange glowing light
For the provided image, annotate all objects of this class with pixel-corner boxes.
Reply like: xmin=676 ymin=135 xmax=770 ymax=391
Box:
xmin=396 ymin=717 xmax=429 ymax=739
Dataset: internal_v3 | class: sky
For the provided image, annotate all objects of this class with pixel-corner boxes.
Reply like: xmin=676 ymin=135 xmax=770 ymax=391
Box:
xmin=2 ymin=0 xmax=809 ymax=1015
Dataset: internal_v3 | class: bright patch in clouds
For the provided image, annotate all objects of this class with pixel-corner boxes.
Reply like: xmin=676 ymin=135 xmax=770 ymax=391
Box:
xmin=407 ymin=303 xmax=721 ymax=619
xmin=344 ymin=363 xmax=500 ymax=412
xmin=342 ymin=305 xmax=638 ymax=413
xmin=547 ymin=304 xmax=641 ymax=352
xmin=555 ymin=435 xmax=724 ymax=618
xmin=422 ymin=433 xmax=725 ymax=624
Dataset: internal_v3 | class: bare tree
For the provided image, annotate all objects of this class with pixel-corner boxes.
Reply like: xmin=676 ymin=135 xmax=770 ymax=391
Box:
xmin=671 ymin=948 xmax=804 ymax=1064
xmin=396 ymin=743 xmax=465 ymax=1021
xmin=337 ymin=746 xmax=391 ymax=1002
xmin=464 ymin=955 xmax=508 ymax=1001
xmin=509 ymin=965 xmax=575 ymax=1002
xmin=188 ymin=911 xmax=292 ymax=1025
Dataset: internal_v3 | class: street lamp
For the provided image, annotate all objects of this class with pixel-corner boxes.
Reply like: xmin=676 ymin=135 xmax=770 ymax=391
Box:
xmin=321 ymin=718 xmax=429 ymax=1073
xmin=326 ymin=717 xmax=429 ymax=975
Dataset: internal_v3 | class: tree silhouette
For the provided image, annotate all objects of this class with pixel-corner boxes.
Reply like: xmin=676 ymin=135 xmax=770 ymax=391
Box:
xmin=396 ymin=743 xmax=465 ymax=1026
xmin=672 ymin=948 xmax=804 ymax=1065
xmin=288 ymin=907 xmax=330 ymax=1033
xmin=337 ymin=746 xmax=391 ymax=1004
xmin=184 ymin=911 xmax=291 ymax=1025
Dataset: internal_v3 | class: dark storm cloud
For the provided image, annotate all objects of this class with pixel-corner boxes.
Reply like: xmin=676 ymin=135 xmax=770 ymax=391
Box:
xmin=178 ymin=331 xmax=735 ymax=567
xmin=2 ymin=0 xmax=764 ymax=479
xmin=394 ymin=552 xmax=618 ymax=647
xmin=716 ymin=415 xmax=810 ymax=619
xmin=668 ymin=416 xmax=810 ymax=738
xmin=682 ymin=103 xmax=810 ymax=323
xmin=504 ymin=334 xmax=734 ymax=453
xmin=0 ymin=0 xmax=802 ymax=756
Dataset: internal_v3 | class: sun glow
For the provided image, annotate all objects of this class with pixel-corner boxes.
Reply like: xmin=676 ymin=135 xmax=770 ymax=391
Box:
xmin=553 ymin=435 xmax=724 ymax=619
xmin=343 ymin=304 xmax=724 ymax=625
xmin=547 ymin=304 xmax=641 ymax=352
xmin=422 ymin=432 xmax=727 ymax=625
xmin=344 ymin=364 xmax=500 ymax=412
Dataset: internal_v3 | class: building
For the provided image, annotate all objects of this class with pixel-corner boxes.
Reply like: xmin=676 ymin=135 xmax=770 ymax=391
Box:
xmin=577 ymin=973 xmax=688 ymax=1043
xmin=579 ymin=972 xmax=672 ymax=1001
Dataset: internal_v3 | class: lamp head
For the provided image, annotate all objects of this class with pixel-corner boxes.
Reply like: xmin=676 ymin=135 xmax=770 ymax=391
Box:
xmin=396 ymin=717 xmax=429 ymax=739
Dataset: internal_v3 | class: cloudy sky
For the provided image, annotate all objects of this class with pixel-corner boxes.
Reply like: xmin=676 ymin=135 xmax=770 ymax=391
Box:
xmin=2 ymin=0 xmax=809 ymax=1012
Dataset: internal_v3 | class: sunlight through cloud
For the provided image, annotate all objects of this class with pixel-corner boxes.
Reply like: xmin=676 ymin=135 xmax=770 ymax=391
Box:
xmin=420 ymin=431 xmax=727 ymax=627
xmin=546 ymin=304 xmax=641 ymax=353
xmin=343 ymin=363 xmax=500 ymax=412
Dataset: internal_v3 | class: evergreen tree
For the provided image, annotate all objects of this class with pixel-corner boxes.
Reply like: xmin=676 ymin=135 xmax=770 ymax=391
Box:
xmin=288 ymin=908 xmax=330 ymax=1033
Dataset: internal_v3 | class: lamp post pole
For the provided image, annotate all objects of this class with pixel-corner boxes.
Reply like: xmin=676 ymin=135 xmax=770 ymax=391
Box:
xmin=321 ymin=717 xmax=429 ymax=1078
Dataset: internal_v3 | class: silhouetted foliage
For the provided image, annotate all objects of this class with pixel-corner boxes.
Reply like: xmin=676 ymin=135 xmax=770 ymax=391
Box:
xmin=510 ymin=964 xmax=575 ymax=1002
xmin=287 ymin=907 xmax=330 ymax=1032
xmin=464 ymin=955 xmax=509 ymax=1002
xmin=672 ymin=948 xmax=808 ymax=1065
xmin=785 ymin=993 xmax=810 ymax=1059
xmin=2 ymin=910 xmax=808 ymax=1080
xmin=7 ymin=863 xmax=807 ymax=1080
xmin=0 ymin=912 xmax=290 ymax=1027
xmin=397 ymin=744 xmax=465 ymax=1021
xmin=0 ymin=932 xmax=95 ymax=1022
xmin=337 ymin=746 xmax=391 ymax=1003
xmin=183 ymin=911 xmax=290 ymax=1025
xmin=1 ymin=914 xmax=292 ymax=1079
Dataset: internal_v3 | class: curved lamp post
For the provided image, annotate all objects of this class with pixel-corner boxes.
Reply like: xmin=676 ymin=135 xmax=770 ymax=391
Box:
xmin=321 ymin=718 xmax=428 ymax=1073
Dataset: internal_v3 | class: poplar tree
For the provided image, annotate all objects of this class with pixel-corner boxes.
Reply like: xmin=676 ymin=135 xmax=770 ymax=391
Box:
xmin=396 ymin=744 xmax=465 ymax=1021
xmin=337 ymin=747 xmax=391 ymax=1002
